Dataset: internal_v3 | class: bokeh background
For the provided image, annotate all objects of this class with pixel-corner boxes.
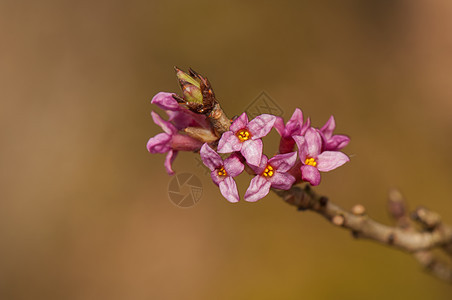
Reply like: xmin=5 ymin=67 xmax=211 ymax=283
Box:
xmin=1 ymin=0 xmax=452 ymax=299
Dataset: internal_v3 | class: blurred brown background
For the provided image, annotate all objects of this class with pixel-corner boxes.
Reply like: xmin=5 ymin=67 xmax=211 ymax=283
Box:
xmin=1 ymin=0 xmax=452 ymax=299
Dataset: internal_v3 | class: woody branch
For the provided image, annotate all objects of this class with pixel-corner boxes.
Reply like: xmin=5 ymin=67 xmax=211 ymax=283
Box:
xmin=273 ymin=186 xmax=452 ymax=283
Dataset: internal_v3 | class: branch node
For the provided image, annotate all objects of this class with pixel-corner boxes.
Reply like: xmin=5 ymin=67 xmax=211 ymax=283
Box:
xmin=412 ymin=206 xmax=442 ymax=230
xmin=352 ymin=204 xmax=366 ymax=216
xmin=319 ymin=196 xmax=329 ymax=207
xmin=332 ymin=215 xmax=345 ymax=226
xmin=387 ymin=232 xmax=395 ymax=245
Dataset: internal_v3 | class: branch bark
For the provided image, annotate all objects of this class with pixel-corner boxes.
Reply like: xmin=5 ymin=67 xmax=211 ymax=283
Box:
xmin=273 ymin=185 xmax=452 ymax=283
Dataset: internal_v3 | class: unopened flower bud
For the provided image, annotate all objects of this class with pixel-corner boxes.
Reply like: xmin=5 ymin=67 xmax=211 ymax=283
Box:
xmin=175 ymin=67 xmax=203 ymax=103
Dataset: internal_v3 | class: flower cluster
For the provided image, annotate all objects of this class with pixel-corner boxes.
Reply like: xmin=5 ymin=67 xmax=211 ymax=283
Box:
xmin=146 ymin=68 xmax=350 ymax=203
xmin=146 ymin=92 xmax=214 ymax=175
xmin=200 ymin=111 xmax=349 ymax=202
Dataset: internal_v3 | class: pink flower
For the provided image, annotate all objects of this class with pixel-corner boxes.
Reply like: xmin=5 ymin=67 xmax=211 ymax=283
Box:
xmin=274 ymin=108 xmax=311 ymax=153
xmin=200 ymin=143 xmax=244 ymax=203
xmin=293 ymin=128 xmax=349 ymax=186
xmin=151 ymin=92 xmax=209 ymax=130
xmin=147 ymin=112 xmax=203 ymax=175
xmin=217 ymin=113 xmax=276 ymax=166
xmin=319 ymin=115 xmax=350 ymax=151
xmin=244 ymin=152 xmax=297 ymax=202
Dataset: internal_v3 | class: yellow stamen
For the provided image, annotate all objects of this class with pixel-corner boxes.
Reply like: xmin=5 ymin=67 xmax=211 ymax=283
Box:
xmin=236 ymin=129 xmax=251 ymax=142
xmin=262 ymin=165 xmax=274 ymax=177
xmin=305 ymin=157 xmax=317 ymax=167
xmin=217 ymin=166 xmax=227 ymax=176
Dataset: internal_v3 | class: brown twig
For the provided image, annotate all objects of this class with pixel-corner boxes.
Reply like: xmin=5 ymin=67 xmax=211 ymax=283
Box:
xmin=387 ymin=189 xmax=452 ymax=282
xmin=273 ymin=185 xmax=452 ymax=283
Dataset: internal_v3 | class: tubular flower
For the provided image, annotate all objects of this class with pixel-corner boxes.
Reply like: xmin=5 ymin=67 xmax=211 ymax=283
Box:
xmin=244 ymin=152 xmax=297 ymax=202
xmin=293 ymin=128 xmax=349 ymax=186
xmin=274 ymin=108 xmax=311 ymax=153
xmin=319 ymin=115 xmax=350 ymax=151
xmin=217 ymin=113 xmax=276 ymax=166
xmin=200 ymin=143 xmax=244 ymax=203
xmin=147 ymin=112 xmax=203 ymax=175
xmin=151 ymin=92 xmax=209 ymax=130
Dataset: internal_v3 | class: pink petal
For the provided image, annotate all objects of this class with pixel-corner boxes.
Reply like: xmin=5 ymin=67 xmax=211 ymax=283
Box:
xmin=325 ymin=135 xmax=350 ymax=151
xmin=317 ymin=151 xmax=350 ymax=172
xmin=230 ymin=112 xmax=249 ymax=132
xmin=151 ymin=92 xmax=181 ymax=111
xmin=151 ymin=111 xmax=177 ymax=134
xmin=147 ymin=133 xmax=172 ymax=153
xmin=304 ymin=128 xmax=322 ymax=157
xmin=273 ymin=116 xmax=286 ymax=137
xmin=241 ymin=139 xmax=263 ymax=166
xmin=247 ymin=114 xmax=276 ymax=139
xmin=320 ymin=115 xmax=335 ymax=138
xmin=284 ymin=108 xmax=304 ymax=136
xmin=166 ymin=111 xmax=193 ymax=130
xmin=268 ymin=152 xmax=297 ymax=173
xmin=217 ymin=131 xmax=242 ymax=153
xmin=219 ymin=177 xmax=240 ymax=203
xmin=210 ymin=170 xmax=223 ymax=186
xmin=200 ymin=143 xmax=223 ymax=171
xmin=248 ymin=154 xmax=268 ymax=175
xmin=224 ymin=154 xmax=245 ymax=177
xmin=301 ymin=164 xmax=321 ymax=186
xmin=269 ymin=172 xmax=295 ymax=190
xmin=300 ymin=117 xmax=311 ymax=136
xmin=293 ymin=135 xmax=307 ymax=160
xmin=244 ymin=175 xmax=271 ymax=202
xmin=164 ymin=150 xmax=178 ymax=175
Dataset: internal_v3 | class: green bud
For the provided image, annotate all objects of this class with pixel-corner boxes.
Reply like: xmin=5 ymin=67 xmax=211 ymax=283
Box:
xmin=175 ymin=67 xmax=203 ymax=104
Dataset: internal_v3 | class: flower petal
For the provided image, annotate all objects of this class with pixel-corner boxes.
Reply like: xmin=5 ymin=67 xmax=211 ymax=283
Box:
xmin=151 ymin=111 xmax=177 ymax=134
xmin=268 ymin=152 xmax=297 ymax=173
xmin=324 ymin=135 xmax=350 ymax=151
xmin=151 ymin=92 xmax=181 ymax=111
xmin=269 ymin=172 xmax=295 ymax=190
xmin=273 ymin=116 xmax=286 ymax=137
xmin=317 ymin=151 xmax=350 ymax=172
xmin=248 ymin=154 xmax=268 ymax=175
xmin=147 ymin=133 xmax=172 ymax=153
xmin=164 ymin=150 xmax=177 ymax=175
xmin=247 ymin=114 xmax=276 ymax=139
xmin=304 ymin=128 xmax=322 ymax=157
xmin=217 ymin=131 xmax=242 ymax=153
xmin=230 ymin=112 xmax=249 ymax=132
xmin=244 ymin=175 xmax=271 ymax=202
xmin=241 ymin=139 xmax=263 ymax=166
xmin=301 ymin=164 xmax=321 ymax=186
xmin=293 ymin=135 xmax=307 ymax=160
xmin=200 ymin=143 xmax=223 ymax=171
xmin=166 ymin=111 xmax=193 ymax=130
xmin=320 ymin=115 xmax=335 ymax=138
xmin=223 ymin=154 xmax=245 ymax=177
xmin=210 ymin=170 xmax=223 ymax=186
xmin=219 ymin=177 xmax=240 ymax=203
xmin=300 ymin=117 xmax=311 ymax=136
xmin=284 ymin=108 xmax=304 ymax=136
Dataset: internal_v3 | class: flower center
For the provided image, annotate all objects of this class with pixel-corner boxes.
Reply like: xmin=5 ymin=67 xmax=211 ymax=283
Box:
xmin=236 ymin=129 xmax=251 ymax=142
xmin=262 ymin=165 xmax=274 ymax=177
xmin=305 ymin=157 xmax=317 ymax=167
xmin=217 ymin=166 xmax=228 ymax=176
